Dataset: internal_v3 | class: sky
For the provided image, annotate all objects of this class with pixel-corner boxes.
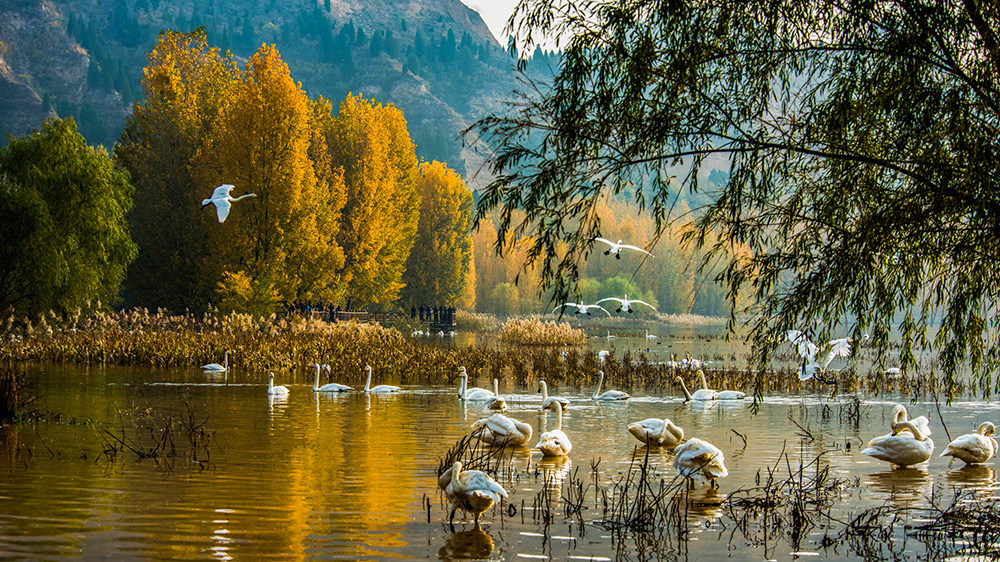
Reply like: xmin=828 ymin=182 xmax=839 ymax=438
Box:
xmin=459 ymin=0 xmax=520 ymax=44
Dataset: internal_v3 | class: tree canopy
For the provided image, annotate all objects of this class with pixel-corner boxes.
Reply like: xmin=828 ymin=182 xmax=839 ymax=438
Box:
xmin=0 ymin=118 xmax=137 ymax=317
xmin=471 ymin=0 xmax=1000 ymax=397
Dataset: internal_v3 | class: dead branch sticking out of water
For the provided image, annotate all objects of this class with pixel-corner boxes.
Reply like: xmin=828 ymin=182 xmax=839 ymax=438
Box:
xmin=724 ymin=447 xmax=849 ymax=556
xmin=837 ymin=490 xmax=1000 ymax=560
xmin=94 ymin=402 xmax=216 ymax=470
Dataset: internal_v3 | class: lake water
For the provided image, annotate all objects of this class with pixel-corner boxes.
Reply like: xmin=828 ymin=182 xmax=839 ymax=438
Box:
xmin=1 ymin=334 xmax=994 ymax=561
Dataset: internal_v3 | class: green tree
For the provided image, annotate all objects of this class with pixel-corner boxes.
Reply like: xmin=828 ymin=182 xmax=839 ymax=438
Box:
xmin=400 ymin=161 xmax=473 ymax=307
xmin=0 ymin=118 xmax=137 ymax=317
xmin=472 ymin=0 xmax=1000 ymax=397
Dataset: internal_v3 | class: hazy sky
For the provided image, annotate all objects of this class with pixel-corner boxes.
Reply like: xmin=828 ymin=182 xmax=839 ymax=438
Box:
xmin=460 ymin=0 xmax=519 ymax=44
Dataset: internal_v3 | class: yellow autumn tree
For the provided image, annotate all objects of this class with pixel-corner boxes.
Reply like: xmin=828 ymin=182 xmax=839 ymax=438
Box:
xmin=330 ymin=93 xmax=420 ymax=308
xmin=192 ymin=44 xmax=345 ymax=314
xmin=399 ymin=161 xmax=473 ymax=308
xmin=115 ymin=29 xmax=239 ymax=309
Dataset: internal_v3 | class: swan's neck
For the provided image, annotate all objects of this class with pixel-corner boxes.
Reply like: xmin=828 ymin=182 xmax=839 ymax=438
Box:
xmin=554 ymin=405 xmax=563 ymax=431
xmin=268 ymin=376 xmax=274 ymax=390
xmin=314 ymin=367 xmax=320 ymax=390
xmin=593 ymin=372 xmax=604 ymax=399
xmin=364 ymin=368 xmax=372 ymax=391
xmin=224 ymin=351 xmax=228 ymax=369
xmin=540 ymin=381 xmax=548 ymax=400
xmin=677 ymin=378 xmax=692 ymax=401
xmin=894 ymin=420 xmax=926 ymax=440
xmin=661 ymin=420 xmax=681 ymax=441
xmin=699 ymin=371 xmax=709 ymax=390
xmin=459 ymin=374 xmax=467 ymax=399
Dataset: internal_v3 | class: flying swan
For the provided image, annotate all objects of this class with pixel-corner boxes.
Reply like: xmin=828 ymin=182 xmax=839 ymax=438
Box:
xmin=597 ymin=295 xmax=657 ymax=314
xmin=594 ymin=237 xmax=654 ymax=259
xmin=202 ymin=184 xmax=256 ymax=223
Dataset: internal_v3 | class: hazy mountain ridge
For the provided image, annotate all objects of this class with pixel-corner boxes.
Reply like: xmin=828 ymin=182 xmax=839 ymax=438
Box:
xmin=0 ymin=0 xmax=535 ymax=188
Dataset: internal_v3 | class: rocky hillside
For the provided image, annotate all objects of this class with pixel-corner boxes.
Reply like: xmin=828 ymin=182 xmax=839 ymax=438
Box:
xmin=0 ymin=0 xmax=548 ymax=188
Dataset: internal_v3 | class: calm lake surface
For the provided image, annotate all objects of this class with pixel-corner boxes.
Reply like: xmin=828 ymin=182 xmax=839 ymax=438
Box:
xmin=1 ymin=328 xmax=993 ymax=561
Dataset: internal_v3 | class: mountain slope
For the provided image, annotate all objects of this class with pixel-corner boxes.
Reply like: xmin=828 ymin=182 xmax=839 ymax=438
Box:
xmin=0 ymin=0 xmax=537 ymax=188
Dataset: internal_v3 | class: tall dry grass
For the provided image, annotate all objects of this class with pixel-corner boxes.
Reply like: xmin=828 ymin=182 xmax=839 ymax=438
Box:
xmin=498 ymin=316 xmax=586 ymax=346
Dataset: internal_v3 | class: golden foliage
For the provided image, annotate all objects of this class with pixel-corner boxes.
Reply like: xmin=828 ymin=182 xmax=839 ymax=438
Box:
xmin=498 ymin=316 xmax=586 ymax=346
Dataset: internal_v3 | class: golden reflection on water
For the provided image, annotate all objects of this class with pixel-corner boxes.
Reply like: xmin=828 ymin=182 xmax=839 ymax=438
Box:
xmin=2 ymin=364 xmax=1000 ymax=560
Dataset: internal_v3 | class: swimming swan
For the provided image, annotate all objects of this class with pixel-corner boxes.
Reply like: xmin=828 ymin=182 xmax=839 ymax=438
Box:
xmin=457 ymin=367 xmax=495 ymax=401
xmin=698 ymin=370 xmax=746 ymax=400
xmin=439 ymin=461 xmax=508 ymax=529
xmin=676 ymin=375 xmax=716 ymax=401
xmin=535 ymin=401 xmax=573 ymax=456
xmin=862 ymin=420 xmax=934 ymax=467
xmin=674 ymin=438 xmax=728 ymax=487
xmin=201 ymin=184 xmax=256 ymax=223
xmin=538 ymin=380 xmax=569 ymax=411
xmin=486 ymin=379 xmax=506 ymax=410
xmin=592 ymin=370 xmax=630 ymax=400
xmin=266 ymin=372 xmax=288 ymax=396
xmin=201 ymin=350 xmax=228 ymax=372
xmin=312 ymin=363 xmax=352 ymax=392
xmin=941 ymin=422 xmax=998 ymax=465
xmin=472 ymin=413 xmax=533 ymax=446
xmin=363 ymin=365 xmax=400 ymax=394
xmin=628 ymin=417 xmax=684 ymax=448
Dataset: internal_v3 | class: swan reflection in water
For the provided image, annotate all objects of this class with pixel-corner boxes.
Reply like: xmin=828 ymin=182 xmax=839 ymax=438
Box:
xmin=679 ymin=486 xmax=724 ymax=531
xmin=438 ymin=527 xmax=494 ymax=561
xmin=864 ymin=467 xmax=932 ymax=505
xmin=946 ymin=464 xmax=998 ymax=496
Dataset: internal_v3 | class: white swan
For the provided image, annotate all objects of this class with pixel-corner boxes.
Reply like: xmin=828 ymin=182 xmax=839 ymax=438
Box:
xmin=201 ymin=350 xmax=228 ymax=372
xmin=941 ymin=422 xmax=998 ymax=465
xmin=862 ymin=420 xmax=934 ymax=467
xmin=698 ymin=370 xmax=746 ymax=400
xmin=535 ymin=401 xmax=572 ymax=456
xmin=538 ymin=380 xmax=569 ymax=411
xmin=596 ymin=294 xmax=657 ymax=314
xmin=552 ymin=302 xmax=611 ymax=316
xmin=457 ymin=367 xmax=494 ymax=401
xmin=472 ymin=413 xmax=533 ymax=446
xmin=312 ymin=363 xmax=352 ymax=392
xmin=594 ymin=237 xmax=654 ymax=259
xmin=201 ymin=184 xmax=256 ymax=223
xmin=786 ymin=330 xmax=852 ymax=381
xmin=266 ymin=372 xmax=288 ymax=396
xmin=645 ymin=329 xmax=657 ymax=340
xmin=628 ymin=417 xmax=684 ymax=448
xmin=592 ymin=370 xmax=630 ymax=400
xmin=439 ymin=461 xmax=509 ymax=529
xmin=676 ymin=375 xmax=716 ymax=401
xmin=362 ymin=365 xmax=400 ymax=394
xmin=674 ymin=437 xmax=728 ymax=487
xmin=486 ymin=379 xmax=506 ymax=411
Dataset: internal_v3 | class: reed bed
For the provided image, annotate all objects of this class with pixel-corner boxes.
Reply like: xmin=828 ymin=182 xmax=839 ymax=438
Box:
xmin=0 ymin=307 xmax=965 ymax=398
xmin=0 ymin=365 xmax=34 ymax=423
xmin=498 ymin=316 xmax=587 ymax=346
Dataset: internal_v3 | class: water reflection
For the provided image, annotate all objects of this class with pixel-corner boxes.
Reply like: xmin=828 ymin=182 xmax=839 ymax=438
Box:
xmin=865 ymin=467 xmax=933 ymax=505
xmin=438 ymin=527 xmax=494 ymax=560
xmin=945 ymin=464 xmax=997 ymax=495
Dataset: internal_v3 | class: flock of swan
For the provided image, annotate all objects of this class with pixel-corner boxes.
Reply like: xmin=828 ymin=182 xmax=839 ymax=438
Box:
xmin=440 ymin=371 xmax=999 ymax=529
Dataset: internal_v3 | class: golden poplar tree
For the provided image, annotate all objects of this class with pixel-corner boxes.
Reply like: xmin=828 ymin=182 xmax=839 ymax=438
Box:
xmin=330 ymin=93 xmax=420 ymax=308
xmin=192 ymin=44 xmax=345 ymax=313
xmin=400 ymin=161 xmax=473 ymax=307
xmin=115 ymin=29 xmax=238 ymax=309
